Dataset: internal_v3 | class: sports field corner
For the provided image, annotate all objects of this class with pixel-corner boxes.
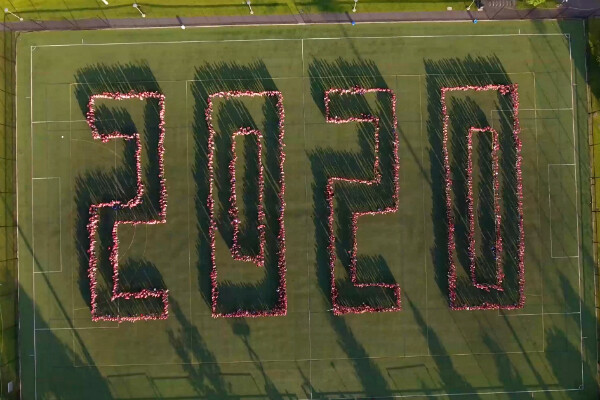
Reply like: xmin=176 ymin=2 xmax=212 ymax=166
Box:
xmin=11 ymin=19 xmax=600 ymax=399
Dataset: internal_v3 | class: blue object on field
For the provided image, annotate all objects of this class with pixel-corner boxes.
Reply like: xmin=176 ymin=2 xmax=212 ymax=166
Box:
xmin=351 ymin=20 xmax=356 ymax=26
xmin=473 ymin=19 xmax=478 ymax=23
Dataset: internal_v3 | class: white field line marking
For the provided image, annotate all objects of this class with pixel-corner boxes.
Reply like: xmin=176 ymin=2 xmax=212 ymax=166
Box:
xmin=68 ymin=348 xmax=561 ymax=368
xmin=35 ymin=326 xmax=119 ymax=331
xmin=568 ymin=34 xmax=586 ymax=391
xmin=30 ymin=45 xmax=37 ymax=400
xmin=31 ymin=119 xmax=85 ymax=124
xmin=501 ymin=311 xmax=581 ymax=317
xmin=60 ymin=73 xmax=534 ymax=86
xmin=68 ymin=83 xmax=79 ymax=343
xmin=32 ymin=33 xmax=569 ymax=49
xmin=301 ymin=38 xmax=313 ymax=400
xmin=531 ymin=71 xmax=545 ymax=350
xmin=15 ymin=32 xmax=21 ymax=398
xmin=68 ymin=84 xmax=73 ymax=327
xmin=185 ymin=77 xmax=300 ymax=82
xmin=68 ymin=83 xmax=78 ymax=336
xmin=491 ymin=107 xmax=573 ymax=112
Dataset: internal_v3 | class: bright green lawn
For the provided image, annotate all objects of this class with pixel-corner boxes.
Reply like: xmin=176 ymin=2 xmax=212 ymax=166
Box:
xmin=515 ymin=0 xmax=560 ymax=10
xmin=4 ymin=0 xmax=469 ymax=21
xmin=16 ymin=20 xmax=597 ymax=399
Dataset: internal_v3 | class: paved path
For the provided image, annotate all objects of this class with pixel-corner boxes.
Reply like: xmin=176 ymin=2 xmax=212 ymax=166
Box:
xmin=2 ymin=1 xmax=600 ymax=31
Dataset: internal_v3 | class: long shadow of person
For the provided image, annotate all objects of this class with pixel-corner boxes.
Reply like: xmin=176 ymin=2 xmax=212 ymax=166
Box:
xmin=20 ymin=289 xmax=114 ymax=399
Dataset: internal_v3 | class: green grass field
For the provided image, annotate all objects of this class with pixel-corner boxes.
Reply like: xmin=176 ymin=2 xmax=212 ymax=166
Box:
xmin=15 ymin=20 xmax=598 ymax=399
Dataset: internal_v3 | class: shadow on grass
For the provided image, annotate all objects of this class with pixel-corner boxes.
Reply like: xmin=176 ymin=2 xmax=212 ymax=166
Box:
xmin=230 ymin=319 xmax=292 ymax=400
xmin=424 ymin=55 xmax=522 ymax=308
xmin=19 ymin=289 xmax=113 ymax=399
xmin=165 ymin=297 xmax=232 ymax=399
xmin=406 ymin=296 xmax=480 ymax=398
xmin=191 ymin=61 xmax=285 ymax=315
xmin=72 ymin=62 xmax=167 ymax=318
xmin=544 ymin=273 xmax=599 ymax=393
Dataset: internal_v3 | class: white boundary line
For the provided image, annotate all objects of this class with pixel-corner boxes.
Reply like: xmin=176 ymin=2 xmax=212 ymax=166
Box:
xmin=30 ymin=32 xmax=569 ymax=49
xmin=59 ymin=73 xmax=536 ymax=85
xmin=568 ymin=35 xmax=586 ymax=391
xmin=23 ymin=31 xmax=589 ymax=398
xmin=30 ymin=44 xmax=37 ymax=400
xmin=492 ymin=107 xmax=573 ymax=112
xmin=68 ymin=83 xmax=76 ymax=347
xmin=417 ymin=74 xmax=430 ymax=356
xmin=31 ymin=119 xmax=84 ymax=124
xmin=533 ymin=71 xmax=545 ymax=351
xmin=502 ymin=311 xmax=581 ymax=317
xmin=35 ymin=326 xmax=119 ymax=331
xmin=300 ymin=38 xmax=314 ymax=400
xmin=67 ymin=347 xmax=573 ymax=367
xmin=31 ymin=177 xmax=62 ymax=274
xmin=15 ymin=33 xmax=20 ymax=398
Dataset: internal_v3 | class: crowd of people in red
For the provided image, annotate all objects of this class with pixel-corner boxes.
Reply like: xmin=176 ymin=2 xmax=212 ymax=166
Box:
xmin=441 ymin=84 xmax=525 ymax=310
xmin=86 ymin=91 xmax=169 ymax=322
xmin=324 ymin=87 xmax=402 ymax=315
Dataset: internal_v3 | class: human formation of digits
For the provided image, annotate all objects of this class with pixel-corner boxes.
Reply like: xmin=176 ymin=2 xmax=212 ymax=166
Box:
xmin=85 ymin=85 xmax=524 ymax=322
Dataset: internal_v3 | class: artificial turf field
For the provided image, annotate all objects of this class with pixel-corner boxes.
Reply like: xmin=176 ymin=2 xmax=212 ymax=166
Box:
xmin=14 ymin=20 xmax=599 ymax=399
